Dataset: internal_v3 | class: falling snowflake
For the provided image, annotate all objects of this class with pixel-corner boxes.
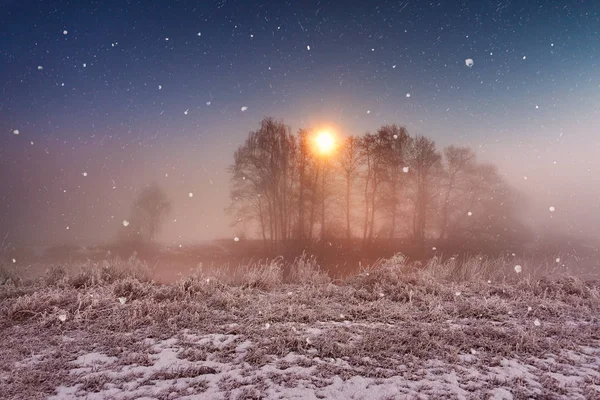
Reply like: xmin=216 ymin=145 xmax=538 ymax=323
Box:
xmin=82 ymin=172 xmax=88 ymax=177
xmin=522 ymin=55 xmax=527 ymax=60
xmin=487 ymin=280 xmax=492 ymax=284
xmin=367 ymin=110 xmax=371 ymax=114
xmin=535 ymin=105 xmax=539 ymax=109
xmin=206 ymin=101 xmax=211 ymax=106
xmin=63 ymin=30 xmax=68 ymax=35
xmin=514 ymin=265 xmax=522 ymax=274
xmin=233 ymin=236 xmax=240 ymax=242
xmin=165 ymin=37 xmax=169 ymax=41
xmin=432 ymin=247 xmax=437 ymax=251
xmin=264 ymin=323 xmax=271 ymax=330
xmin=555 ymin=257 xmax=561 ymax=263
xmin=533 ymin=319 xmax=541 ymax=327
xmin=467 ymin=211 xmax=473 ymax=216
xmin=455 ymin=291 xmax=462 ymax=296
xmin=118 ymin=297 xmax=127 ymax=304
xmin=402 ymin=166 xmax=409 ymax=173
xmin=37 ymin=65 xmax=43 ymax=70
xmin=158 ymin=85 xmax=162 ymax=90
xmin=527 ymin=306 xmax=533 ymax=312
xmin=393 ymin=134 xmax=398 ymax=139
xmin=549 ymin=206 xmax=556 ymax=212
xmin=465 ymin=58 xmax=474 ymax=68
xmin=392 ymin=65 xmax=397 ymax=69
xmin=122 ymin=220 xmax=130 ymax=227
xmin=406 ymin=93 xmax=411 ymax=98
xmin=339 ymin=313 xmax=345 ymax=319
xmin=241 ymin=106 xmax=248 ymax=112
xmin=306 ymin=45 xmax=311 ymax=51
xmin=379 ymin=293 xmax=385 ymax=298
xmin=184 ymin=109 xmax=189 ymax=115
xmin=12 ymin=129 xmax=19 ymax=135
xmin=58 ymin=314 xmax=67 ymax=322
xmin=12 ymin=258 xmax=16 ymax=263
xmin=66 ymin=226 xmax=70 ymax=230
xmin=188 ymin=192 xmax=194 ymax=198
xmin=83 ymin=63 xmax=87 ymax=68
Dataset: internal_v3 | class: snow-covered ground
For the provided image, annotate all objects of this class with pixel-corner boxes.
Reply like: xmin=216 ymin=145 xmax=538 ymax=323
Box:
xmin=43 ymin=325 xmax=600 ymax=400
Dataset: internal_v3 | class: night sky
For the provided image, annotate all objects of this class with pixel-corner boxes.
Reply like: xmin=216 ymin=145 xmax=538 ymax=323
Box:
xmin=1 ymin=0 xmax=599 ymax=246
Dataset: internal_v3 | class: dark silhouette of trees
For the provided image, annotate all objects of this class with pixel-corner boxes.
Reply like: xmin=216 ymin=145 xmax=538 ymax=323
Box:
xmin=336 ymin=136 xmax=361 ymax=241
xmin=228 ymin=117 xmax=529 ymax=254
xmin=407 ymin=136 xmax=442 ymax=249
xmin=228 ymin=117 xmax=296 ymax=247
xmin=121 ymin=183 xmax=171 ymax=244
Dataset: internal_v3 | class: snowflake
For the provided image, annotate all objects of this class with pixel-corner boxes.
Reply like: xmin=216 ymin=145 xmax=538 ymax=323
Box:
xmin=118 ymin=297 xmax=127 ymax=304
xmin=241 ymin=106 xmax=248 ymax=112
xmin=406 ymin=93 xmax=411 ymax=98
xmin=393 ymin=134 xmax=398 ymax=139
xmin=522 ymin=55 xmax=527 ymax=60
xmin=206 ymin=101 xmax=211 ymax=106
xmin=533 ymin=319 xmax=541 ymax=327
xmin=455 ymin=291 xmax=461 ymax=296
xmin=197 ymin=32 xmax=202 ymax=36
xmin=12 ymin=129 xmax=19 ymax=135
xmin=12 ymin=258 xmax=16 ymax=263
xmin=264 ymin=323 xmax=271 ymax=330
xmin=549 ymin=206 xmax=556 ymax=212
xmin=184 ymin=109 xmax=189 ymax=115
xmin=83 ymin=63 xmax=87 ymax=68
xmin=122 ymin=220 xmax=129 ymax=227
xmin=514 ymin=265 xmax=522 ymax=274
xmin=402 ymin=166 xmax=409 ymax=173
xmin=158 ymin=85 xmax=162 ymax=90
xmin=465 ymin=58 xmax=474 ymax=68
xmin=467 ymin=211 xmax=473 ymax=216
xmin=367 ymin=110 xmax=371 ymax=114
xmin=306 ymin=45 xmax=311 ymax=51
xmin=392 ymin=65 xmax=396 ymax=69
xmin=63 ymin=30 xmax=68 ymax=35
xmin=37 ymin=65 xmax=43 ymax=70
xmin=58 ymin=314 xmax=67 ymax=322
xmin=233 ymin=236 xmax=240 ymax=242
xmin=555 ymin=257 xmax=561 ymax=263
xmin=188 ymin=192 xmax=194 ymax=198
xmin=82 ymin=172 xmax=88 ymax=177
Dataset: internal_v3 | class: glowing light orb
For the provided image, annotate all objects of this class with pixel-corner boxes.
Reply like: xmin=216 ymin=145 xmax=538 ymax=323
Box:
xmin=313 ymin=131 xmax=336 ymax=155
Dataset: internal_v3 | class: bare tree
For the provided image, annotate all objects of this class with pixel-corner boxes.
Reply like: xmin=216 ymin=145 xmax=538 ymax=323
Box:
xmin=376 ymin=125 xmax=411 ymax=239
xmin=407 ymin=136 xmax=442 ymax=249
xmin=228 ymin=117 xmax=296 ymax=247
xmin=437 ymin=146 xmax=476 ymax=242
xmin=122 ymin=183 xmax=171 ymax=244
xmin=335 ymin=136 xmax=362 ymax=242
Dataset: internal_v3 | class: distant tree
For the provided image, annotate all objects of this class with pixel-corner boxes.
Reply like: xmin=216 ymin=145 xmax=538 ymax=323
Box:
xmin=437 ymin=146 xmax=476 ymax=242
xmin=407 ymin=136 xmax=442 ymax=249
xmin=122 ymin=183 xmax=171 ymax=244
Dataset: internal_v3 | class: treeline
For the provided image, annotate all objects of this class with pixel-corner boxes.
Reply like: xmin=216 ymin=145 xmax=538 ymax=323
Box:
xmin=228 ymin=117 xmax=531 ymax=252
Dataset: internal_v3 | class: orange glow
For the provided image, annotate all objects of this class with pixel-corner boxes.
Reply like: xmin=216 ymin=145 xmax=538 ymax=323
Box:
xmin=313 ymin=130 xmax=337 ymax=156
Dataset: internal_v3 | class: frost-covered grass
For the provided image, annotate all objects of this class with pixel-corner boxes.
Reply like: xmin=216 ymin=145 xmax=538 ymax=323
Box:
xmin=1 ymin=255 xmax=599 ymax=399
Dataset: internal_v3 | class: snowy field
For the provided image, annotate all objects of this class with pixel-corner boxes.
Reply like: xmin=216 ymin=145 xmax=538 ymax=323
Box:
xmin=1 ymin=259 xmax=599 ymax=399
